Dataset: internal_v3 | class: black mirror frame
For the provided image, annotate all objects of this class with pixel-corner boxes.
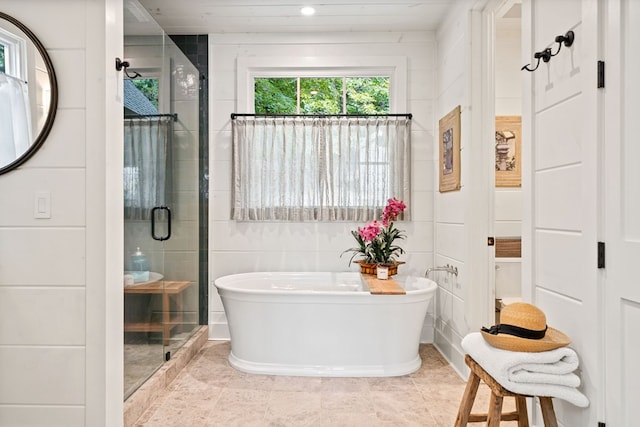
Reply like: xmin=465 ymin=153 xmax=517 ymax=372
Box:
xmin=0 ymin=11 xmax=58 ymax=175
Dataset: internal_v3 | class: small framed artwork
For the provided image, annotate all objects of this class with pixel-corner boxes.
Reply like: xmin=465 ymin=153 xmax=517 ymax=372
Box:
xmin=495 ymin=116 xmax=522 ymax=187
xmin=439 ymin=105 xmax=461 ymax=192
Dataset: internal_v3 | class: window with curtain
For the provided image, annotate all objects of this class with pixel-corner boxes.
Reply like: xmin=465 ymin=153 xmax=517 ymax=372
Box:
xmin=231 ymin=116 xmax=411 ymax=221
xmin=0 ymin=72 xmax=31 ymax=167
xmin=0 ymin=27 xmax=31 ymax=168
xmin=123 ymin=117 xmax=173 ymax=220
xmin=0 ymin=26 xmax=26 ymax=79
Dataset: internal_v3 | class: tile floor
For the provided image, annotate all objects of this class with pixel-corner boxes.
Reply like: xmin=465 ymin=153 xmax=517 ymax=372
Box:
xmin=125 ymin=330 xmax=196 ymax=399
xmin=134 ymin=342 xmax=518 ymax=426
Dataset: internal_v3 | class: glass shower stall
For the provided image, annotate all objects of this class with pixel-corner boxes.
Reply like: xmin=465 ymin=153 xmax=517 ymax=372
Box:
xmin=123 ymin=0 xmax=200 ymax=399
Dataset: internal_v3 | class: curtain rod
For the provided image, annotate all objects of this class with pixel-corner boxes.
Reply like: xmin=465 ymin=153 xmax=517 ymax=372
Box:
xmin=231 ymin=113 xmax=412 ymax=120
xmin=124 ymin=113 xmax=178 ymax=121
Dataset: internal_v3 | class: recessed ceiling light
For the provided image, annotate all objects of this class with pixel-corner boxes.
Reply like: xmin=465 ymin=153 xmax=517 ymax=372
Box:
xmin=301 ymin=6 xmax=316 ymax=16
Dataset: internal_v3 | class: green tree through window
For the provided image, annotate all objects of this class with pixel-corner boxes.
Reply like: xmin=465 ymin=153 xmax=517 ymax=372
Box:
xmin=300 ymin=77 xmax=342 ymax=114
xmin=255 ymin=77 xmax=389 ymax=114
xmin=131 ymin=78 xmax=159 ymax=109
xmin=254 ymin=78 xmax=296 ymax=114
xmin=347 ymin=77 xmax=389 ymax=114
xmin=0 ymin=44 xmax=5 ymax=74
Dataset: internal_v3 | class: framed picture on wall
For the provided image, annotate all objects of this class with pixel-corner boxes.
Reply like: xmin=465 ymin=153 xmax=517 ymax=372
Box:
xmin=439 ymin=105 xmax=461 ymax=192
xmin=495 ymin=116 xmax=522 ymax=187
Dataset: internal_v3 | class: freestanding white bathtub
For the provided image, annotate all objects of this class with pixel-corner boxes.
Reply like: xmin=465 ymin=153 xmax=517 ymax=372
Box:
xmin=214 ymin=272 xmax=437 ymax=377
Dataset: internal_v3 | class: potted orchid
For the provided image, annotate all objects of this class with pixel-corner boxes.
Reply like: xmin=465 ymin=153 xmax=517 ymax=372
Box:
xmin=342 ymin=198 xmax=407 ymax=275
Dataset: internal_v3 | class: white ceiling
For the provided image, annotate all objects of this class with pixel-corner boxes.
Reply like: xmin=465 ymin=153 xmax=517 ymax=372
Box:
xmin=134 ymin=0 xmax=456 ymax=34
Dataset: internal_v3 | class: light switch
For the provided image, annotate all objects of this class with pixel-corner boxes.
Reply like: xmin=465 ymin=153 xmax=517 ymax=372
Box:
xmin=34 ymin=191 xmax=51 ymax=219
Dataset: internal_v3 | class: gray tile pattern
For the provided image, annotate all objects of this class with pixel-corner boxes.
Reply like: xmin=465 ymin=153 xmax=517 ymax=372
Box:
xmin=134 ymin=342 xmax=518 ymax=426
xmin=168 ymin=34 xmax=209 ymax=327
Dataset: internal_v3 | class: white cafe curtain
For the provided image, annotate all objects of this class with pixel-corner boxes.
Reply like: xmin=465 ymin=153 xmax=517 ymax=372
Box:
xmin=232 ymin=116 xmax=411 ymax=221
xmin=123 ymin=117 xmax=173 ymax=220
xmin=0 ymin=72 xmax=32 ymax=167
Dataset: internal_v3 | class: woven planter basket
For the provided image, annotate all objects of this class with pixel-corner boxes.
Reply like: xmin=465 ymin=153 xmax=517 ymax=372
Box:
xmin=354 ymin=260 xmax=405 ymax=276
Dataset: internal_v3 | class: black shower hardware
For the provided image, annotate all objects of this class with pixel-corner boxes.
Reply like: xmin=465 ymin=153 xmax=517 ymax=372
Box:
xmin=115 ymin=57 xmax=142 ymax=79
xmin=521 ymin=30 xmax=575 ymax=72
xmin=151 ymin=206 xmax=172 ymax=241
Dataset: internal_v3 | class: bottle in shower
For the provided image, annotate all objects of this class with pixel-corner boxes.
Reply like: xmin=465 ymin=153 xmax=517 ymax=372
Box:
xmin=128 ymin=247 xmax=150 ymax=282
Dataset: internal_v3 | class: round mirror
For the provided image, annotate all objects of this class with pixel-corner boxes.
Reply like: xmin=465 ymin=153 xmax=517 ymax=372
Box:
xmin=0 ymin=12 xmax=57 ymax=175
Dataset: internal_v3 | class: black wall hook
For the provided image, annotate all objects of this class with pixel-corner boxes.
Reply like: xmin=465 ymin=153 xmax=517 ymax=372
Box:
xmin=521 ymin=30 xmax=575 ymax=72
xmin=536 ymin=48 xmax=552 ymax=63
xmin=115 ymin=57 xmax=141 ymax=79
xmin=551 ymin=30 xmax=575 ymax=56
xmin=521 ymin=48 xmax=552 ymax=72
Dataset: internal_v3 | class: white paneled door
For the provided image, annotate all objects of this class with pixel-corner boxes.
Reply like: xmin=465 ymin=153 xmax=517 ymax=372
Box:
xmin=604 ymin=0 xmax=640 ymax=425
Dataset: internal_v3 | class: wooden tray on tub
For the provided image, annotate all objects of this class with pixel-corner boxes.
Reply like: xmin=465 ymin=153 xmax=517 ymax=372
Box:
xmin=361 ymin=274 xmax=406 ymax=295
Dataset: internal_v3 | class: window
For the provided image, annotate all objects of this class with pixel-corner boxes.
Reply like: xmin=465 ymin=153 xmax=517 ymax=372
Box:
xmin=0 ymin=27 xmax=26 ymax=80
xmin=231 ymin=115 xmax=411 ymax=221
xmin=254 ymin=77 xmax=390 ymax=115
xmin=254 ymin=77 xmax=296 ymax=114
xmin=0 ymin=27 xmax=30 ymax=168
xmin=0 ymin=44 xmax=5 ymax=74
xmin=123 ymin=117 xmax=174 ymax=220
xmin=233 ymin=57 xmax=410 ymax=221
xmin=237 ymin=56 xmax=406 ymax=114
xmin=130 ymin=78 xmax=159 ymax=109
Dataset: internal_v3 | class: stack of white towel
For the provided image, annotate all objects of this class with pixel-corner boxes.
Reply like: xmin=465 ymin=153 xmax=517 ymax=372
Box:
xmin=461 ymin=332 xmax=589 ymax=407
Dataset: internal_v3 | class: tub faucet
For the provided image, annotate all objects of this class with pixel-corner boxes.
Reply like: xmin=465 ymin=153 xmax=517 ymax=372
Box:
xmin=425 ymin=264 xmax=458 ymax=278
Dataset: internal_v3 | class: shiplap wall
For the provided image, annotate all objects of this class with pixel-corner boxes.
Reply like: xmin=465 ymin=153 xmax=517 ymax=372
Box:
xmin=433 ymin=0 xmax=474 ymax=375
xmin=208 ymin=32 xmax=437 ymax=340
xmin=0 ymin=1 xmax=123 ymax=425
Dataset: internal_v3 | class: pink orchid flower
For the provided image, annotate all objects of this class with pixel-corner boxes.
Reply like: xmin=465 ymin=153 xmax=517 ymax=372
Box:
xmin=382 ymin=197 xmax=407 ymax=225
xmin=358 ymin=220 xmax=382 ymax=242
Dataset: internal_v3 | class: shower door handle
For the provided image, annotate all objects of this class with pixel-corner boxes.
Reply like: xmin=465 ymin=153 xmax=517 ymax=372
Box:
xmin=151 ymin=206 xmax=172 ymax=241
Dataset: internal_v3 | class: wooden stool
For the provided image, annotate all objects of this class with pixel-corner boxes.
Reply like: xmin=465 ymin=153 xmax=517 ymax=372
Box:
xmin=455 ymin=355 xmax=558 ymax=427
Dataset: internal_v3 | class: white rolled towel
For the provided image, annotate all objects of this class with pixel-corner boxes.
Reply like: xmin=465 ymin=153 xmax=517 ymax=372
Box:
xmin=461 ymin=332 xmax=589 ymax=407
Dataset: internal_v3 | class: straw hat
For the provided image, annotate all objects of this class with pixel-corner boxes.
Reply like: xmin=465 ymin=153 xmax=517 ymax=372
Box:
xmin=481 ymin=302 xmax=571 ymax=352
